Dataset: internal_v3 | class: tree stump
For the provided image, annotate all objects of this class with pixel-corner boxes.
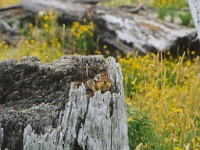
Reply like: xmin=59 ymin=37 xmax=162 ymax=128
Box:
xmin=0 ymin=55 xmax=129 ymax=150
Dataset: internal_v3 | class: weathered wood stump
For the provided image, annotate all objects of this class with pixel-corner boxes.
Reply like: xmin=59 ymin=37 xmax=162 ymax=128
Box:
xmin=0 ymin=55 xmax=129 ymax=150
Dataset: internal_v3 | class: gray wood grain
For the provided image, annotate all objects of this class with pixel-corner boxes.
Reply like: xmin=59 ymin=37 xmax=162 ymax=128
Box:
xmin=188 ymin=0 xmax=200 ymax=41
xmin=0 ymin=56 xmax=129 ymax=150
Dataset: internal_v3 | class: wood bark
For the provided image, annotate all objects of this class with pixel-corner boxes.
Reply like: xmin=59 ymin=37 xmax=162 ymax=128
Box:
xmin=19 ymin=0 xmax=199 ymax=56
xmin=93 ymin=6 xmax=200 ymax=57
xmin=20 ymin=0 xmax=93 ymax=23
xmin=59 ymin=0 xmax=99 ymax=5
xmin=0 ymin=0 xmax=199 ymax=56
xmin=0 ymin=6 xmax=34 ymax=46
xmin=0 ymin=55 xmax=129 ymax=150
xmin=188 ymin=0 xmax=200 ymax=42
xmin=0 ymin=126 xmax=3 ymax=148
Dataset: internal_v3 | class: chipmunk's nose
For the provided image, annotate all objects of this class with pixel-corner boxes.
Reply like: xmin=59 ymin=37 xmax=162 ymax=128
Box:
xmin=104 ymin=81 xmax=106 ymax=84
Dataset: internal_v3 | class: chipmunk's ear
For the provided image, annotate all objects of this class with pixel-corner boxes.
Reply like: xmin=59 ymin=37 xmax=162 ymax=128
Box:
xmin=94 ymin=74 xmax=101 ymax=81
xmin=87 ymin=79 xmax=94 ymax=88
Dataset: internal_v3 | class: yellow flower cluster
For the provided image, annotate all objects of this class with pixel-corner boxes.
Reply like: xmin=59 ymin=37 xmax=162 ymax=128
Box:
xmin=153 ymin=0 xmax=187 ymax=8
xmin=154 ymin=0 xmax=176 ymax=7
xmin=0 ymin=12 xmax=63 ymax=62
xmin=70 ymin=21 xmax=95 ymax=54
xmin=0 ymin=38 xmax=62 ymax=62
xmin=121 ymin=52 xmax=200 ymax=148
xmin=38 ymin=11 xmax=55 ymax=34
xmin=71 ymin=21 xmax=94 ymax=40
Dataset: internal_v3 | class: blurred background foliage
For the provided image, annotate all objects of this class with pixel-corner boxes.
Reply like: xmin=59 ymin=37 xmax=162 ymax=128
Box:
xmin=0 ymin=0 xmax=19 ymax=8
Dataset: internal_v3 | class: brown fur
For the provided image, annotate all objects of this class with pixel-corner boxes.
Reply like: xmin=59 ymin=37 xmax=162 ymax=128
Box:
xmin=87 ymin=74 xmax=112 ymax=92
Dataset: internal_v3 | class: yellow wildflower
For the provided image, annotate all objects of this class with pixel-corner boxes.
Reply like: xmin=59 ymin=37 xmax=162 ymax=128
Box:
xmin=191 ymin=51 xmax=195 ymax=55
xmin=128 ymin=118 xmax=133 ymax=122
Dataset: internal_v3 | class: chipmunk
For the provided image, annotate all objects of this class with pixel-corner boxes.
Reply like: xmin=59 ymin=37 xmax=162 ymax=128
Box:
xmin=87 ymin=73 xmax=112 ymax=92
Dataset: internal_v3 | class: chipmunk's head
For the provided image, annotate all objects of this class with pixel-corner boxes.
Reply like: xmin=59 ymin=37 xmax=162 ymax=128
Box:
xmin=101 ymin=75 xmax=111 ymax=83
xmin=98 ymin=75 xmax=112 ymax=92
xmin=87 ymin=73 xmax=112 ymax=93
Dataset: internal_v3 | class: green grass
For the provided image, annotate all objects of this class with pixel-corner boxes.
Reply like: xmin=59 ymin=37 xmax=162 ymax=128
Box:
xmin=121 ymin=53 xmax=200 ymax=149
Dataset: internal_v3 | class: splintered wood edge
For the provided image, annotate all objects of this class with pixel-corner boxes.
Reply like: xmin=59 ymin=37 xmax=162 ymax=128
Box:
xmin=23 ymin=56 xmax=129 ymax=149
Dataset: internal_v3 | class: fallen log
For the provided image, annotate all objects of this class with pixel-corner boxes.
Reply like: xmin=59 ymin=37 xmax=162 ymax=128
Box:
xmin=0 ymin=55 xmax=129 ymax=150
xmin=93 ymin=6 xmax=199 ymax=57
xmin=20 ymin=0 xmax=93 ymax=23
xmin=0 ymin=6 xmax=35 ymax=46
xmin=63 ymin=0 xmax=99 ymax=5
xmin=20 ymin=0 xmax=199 ymax=57
xmin=119 ymin=3 xmax=147 ymax=14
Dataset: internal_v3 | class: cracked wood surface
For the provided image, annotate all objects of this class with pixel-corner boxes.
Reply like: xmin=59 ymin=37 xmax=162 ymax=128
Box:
xmin=20 ymin=0 xmax=199 ymax=56
xmin=1 ymin=0 xmax=199 ymax=57
xmin=188 ymin=0 xmax=200 ymax=41
xmin=0 ymin=55 xmax=129 ymax=150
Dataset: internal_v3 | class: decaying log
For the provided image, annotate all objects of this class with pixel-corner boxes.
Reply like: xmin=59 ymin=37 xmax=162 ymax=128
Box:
xmin=93 ymin=7 xmax=199 ymax=56
xmin=0 ymin=5 xmax=34 ymax=28
xmin=0 ymin=6 xmax=35 ymax=46
xmin=20 ymin=0 xmax=93 ymax=23
xmin=20 ymin=0 xmax=199 ymax=56
xmin=119 ymin=3 xmax=147 ymax=14
xmin=0 ymin=19 xmax=16 ymax=34
xmin=60 ymin=0 xmax=99 ymax=5
xmin=0 ymin=55 xmax=129 ymax=150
